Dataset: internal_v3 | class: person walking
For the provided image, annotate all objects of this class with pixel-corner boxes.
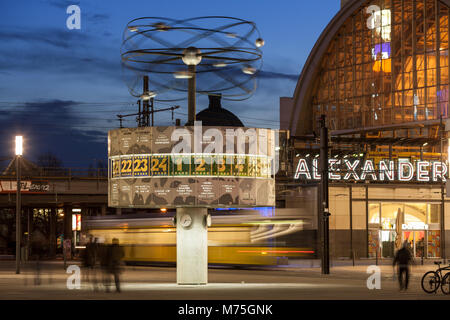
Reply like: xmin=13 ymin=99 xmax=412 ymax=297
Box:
xmin=83 ymin=236 xmax=99 ymax=290
xmin=108 ymin=238 xmax=124 ymax=293
xmin=99 ymin=240 xmax=111 ymax=292
xmin=31 ymin=230 xmax=47 ymax=285
xmin=90 ymin=237 xmax=99 ymax=290
xmin=393 ymin=241 xmax=413 ymax=291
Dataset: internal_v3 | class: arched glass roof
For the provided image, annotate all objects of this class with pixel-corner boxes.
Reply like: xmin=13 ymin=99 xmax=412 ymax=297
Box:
xmin=287 ymin=0 xmax=450 ymax=135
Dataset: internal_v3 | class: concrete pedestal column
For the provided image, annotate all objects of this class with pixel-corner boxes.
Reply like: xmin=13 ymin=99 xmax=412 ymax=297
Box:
xmin=176 ymin=207 xmax=208 ymax=285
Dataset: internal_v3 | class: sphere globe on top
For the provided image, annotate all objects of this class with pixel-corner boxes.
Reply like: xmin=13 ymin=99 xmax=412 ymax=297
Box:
xmin=121 ymin=16 xmax=264 ymax=102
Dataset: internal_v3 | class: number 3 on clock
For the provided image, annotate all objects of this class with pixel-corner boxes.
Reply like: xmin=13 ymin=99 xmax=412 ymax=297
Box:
xmin=133 ymin=156 xmax=149 ymax=176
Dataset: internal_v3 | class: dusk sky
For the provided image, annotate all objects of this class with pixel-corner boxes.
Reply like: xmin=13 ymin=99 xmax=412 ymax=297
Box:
xmin=0 ymin=0 xmax=340 ymax=167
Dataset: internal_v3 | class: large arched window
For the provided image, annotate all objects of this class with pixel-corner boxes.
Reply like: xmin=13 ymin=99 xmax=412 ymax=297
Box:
xmin=312 ymin=0 xmax=449 ymax=131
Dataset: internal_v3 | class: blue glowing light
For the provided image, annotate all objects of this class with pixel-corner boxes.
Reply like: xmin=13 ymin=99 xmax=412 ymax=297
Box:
xmin=371 ymin=43 xmax=391 ymax=60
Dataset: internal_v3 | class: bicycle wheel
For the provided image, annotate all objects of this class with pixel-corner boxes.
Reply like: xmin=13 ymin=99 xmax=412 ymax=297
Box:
xmin=421 ymin=271 xmax=440 ymax=294
xmin=441 ymin=273 xmax=450 ymax=295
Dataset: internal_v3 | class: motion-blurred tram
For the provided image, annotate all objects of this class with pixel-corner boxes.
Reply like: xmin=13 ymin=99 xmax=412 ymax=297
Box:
xmin=82 ymin=209 xmax=315 ymax=266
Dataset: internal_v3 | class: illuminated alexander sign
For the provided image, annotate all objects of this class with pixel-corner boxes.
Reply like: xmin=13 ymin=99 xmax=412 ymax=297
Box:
xmin=108 ymin=124 xmax=277 ymax=208
xmin=294 ymin=158 xmax=447 ymax=182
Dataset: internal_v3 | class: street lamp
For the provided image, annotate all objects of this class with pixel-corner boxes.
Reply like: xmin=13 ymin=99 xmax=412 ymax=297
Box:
xmin=15 ymin=135 xmax=22 ymax=274
xmin=318 ymin=116 xmax=330 ymax=275
xmin=182 ymin=47 xmax=202 ymax=124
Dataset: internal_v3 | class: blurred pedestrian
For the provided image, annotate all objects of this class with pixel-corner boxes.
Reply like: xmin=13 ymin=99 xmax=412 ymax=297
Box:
xmin=393 ymin=241 xmax=413 ymax=291
xmin=33 ymin=245 xmax=42 ymax=286
xmin=99 ymin=240 xmax=111 ymax=292
xmin=83 ymin=235 xmax=99 ymax=290
xmin=91 ymin=237 xmax=100 ymax=290
xmin=108 ymin=238 xmax=124 ymax=293
xmin=30 ymin=230 xmax=47 ymax=285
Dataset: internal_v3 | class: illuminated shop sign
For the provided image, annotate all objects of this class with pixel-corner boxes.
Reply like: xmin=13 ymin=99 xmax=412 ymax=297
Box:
xmin=402 ymin=223 xmax=429 ymax=230
xmin=0 ymin=180 xmax=50 ymax=193
xmin=294 ymin=158 xmax=447 ymax=182
xmin=372 ymin=43 xmax=391 ymax=60
xmin=372 ymin=43 xmax=392 ymax=73
xmin=72 ymin=214 xmax=81 ymax=231
xmin=367 ymin=5 xmax=392 ymax=73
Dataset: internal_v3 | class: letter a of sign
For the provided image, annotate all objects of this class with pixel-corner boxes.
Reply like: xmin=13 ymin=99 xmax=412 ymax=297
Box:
xmin=294 ymin=159 xmax=311 ymax=180
xmin=66 ymin=5 xmax=81 ymax=30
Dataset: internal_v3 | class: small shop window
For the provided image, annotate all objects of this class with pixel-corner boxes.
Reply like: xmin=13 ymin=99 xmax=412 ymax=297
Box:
xmin=427 ymin=230 xmax=441 ymax=258
xmin=381 ymin=203 xmax=401 ymax=230
xmin=403 ymin=203 xmax=427 ymax=224
xmin=427 ymin=204 xmax=440 ymax=224
xmin=368 ymin=203 xmax=380 ymax=224
xmin=368 ymin=230 xmax=379 ymax=258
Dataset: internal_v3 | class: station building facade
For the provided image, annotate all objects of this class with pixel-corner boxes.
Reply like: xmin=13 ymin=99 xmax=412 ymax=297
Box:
xmin=279 ymin=0 xmax=450 ymax=259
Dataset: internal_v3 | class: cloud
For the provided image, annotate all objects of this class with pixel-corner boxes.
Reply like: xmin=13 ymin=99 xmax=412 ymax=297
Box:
xmin=0 ymin=99 xmax=108 ymax=166
xmin=0 ymin=26 xmax=122 ymax=84
xmin=0 ymin=27 xmax=90 ymax=49
xmin=86 ymin=13 xmax=111 ymax=26
xmin=256 ymin=70 xmax=298 ymax=81
xmin=91 ymin=13 xmax=109 ymax=22
xmin=45 ymin=0 xmax=110 ymax=27
xmin=46 ymin=0 xmax=80 ymax=10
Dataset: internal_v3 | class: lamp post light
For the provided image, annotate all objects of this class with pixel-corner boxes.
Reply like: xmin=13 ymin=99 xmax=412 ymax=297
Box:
xmin=318 ymin=116 xmax=330 ymax=275
xmin=181 ymin=47 xmax=202 ymax=124
xmin=15 ymin=135 xmax=22 ymax=274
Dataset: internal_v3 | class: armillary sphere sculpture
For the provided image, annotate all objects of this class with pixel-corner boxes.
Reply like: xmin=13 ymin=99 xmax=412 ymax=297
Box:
xmin=121 ymin=16 xmax=264 ymax=123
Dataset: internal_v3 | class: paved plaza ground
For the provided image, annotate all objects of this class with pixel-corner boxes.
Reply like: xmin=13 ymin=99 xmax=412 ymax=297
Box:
xmin=0 ymin=259 xmax=449 ymax=300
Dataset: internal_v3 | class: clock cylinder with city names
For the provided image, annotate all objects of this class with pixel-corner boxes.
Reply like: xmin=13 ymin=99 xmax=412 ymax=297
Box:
xmin=108 ymin=126 xmax=277 ymax=208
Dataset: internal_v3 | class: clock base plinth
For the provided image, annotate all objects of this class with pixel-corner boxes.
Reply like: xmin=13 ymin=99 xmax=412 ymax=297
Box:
xmin=176 ymin=207 xmax=208 ymax=285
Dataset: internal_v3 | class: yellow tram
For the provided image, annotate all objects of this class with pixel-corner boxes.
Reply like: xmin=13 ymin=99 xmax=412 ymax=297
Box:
xmin=83 ymin=213 xmax=314 ymax=266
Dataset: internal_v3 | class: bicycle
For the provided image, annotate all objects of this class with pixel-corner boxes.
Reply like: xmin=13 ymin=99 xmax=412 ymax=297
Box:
xmin=421 ymin=261 xmax=450 ymax=294
xmin=440 ymin=267 xmax=450 ymax=295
